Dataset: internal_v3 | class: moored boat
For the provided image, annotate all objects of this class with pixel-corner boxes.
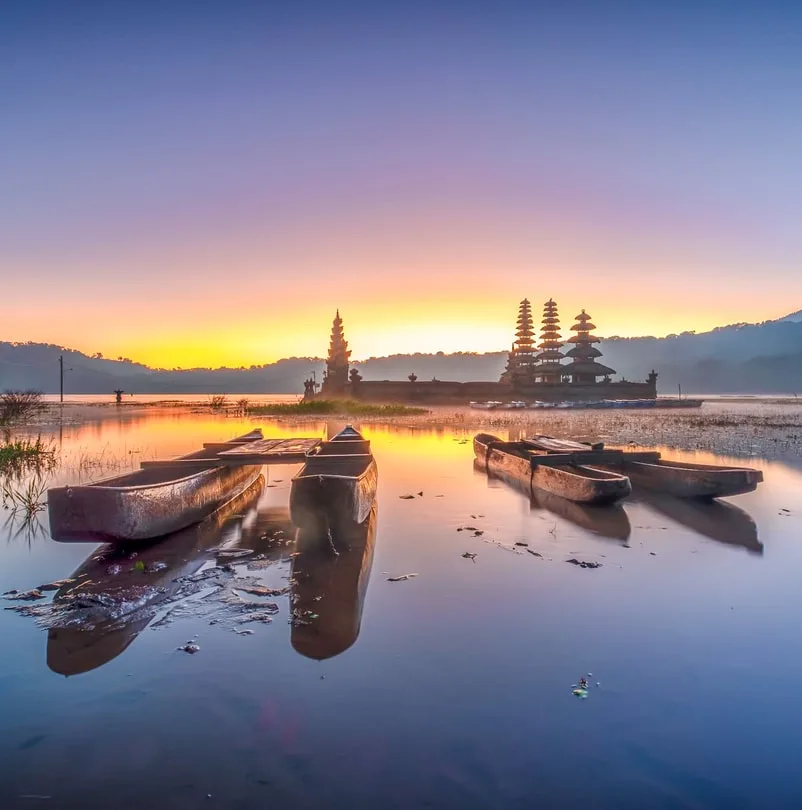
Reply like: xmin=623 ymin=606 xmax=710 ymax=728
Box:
xmin=617 ymin=457 xmax=763 ymax=499
xmin=290 ymin=426 xmax=378 ymax=534
xmin=48 ymin=430 xmax=264 ymax=543
xmin=474 ymin=433 xmax=631 ymax=505
xmin=524 ymin=435 xmax=762 ymax=499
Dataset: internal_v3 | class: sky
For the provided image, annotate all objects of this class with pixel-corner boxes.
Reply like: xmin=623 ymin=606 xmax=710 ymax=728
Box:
xmin=2 ymin=1 xmax=801 ymax=368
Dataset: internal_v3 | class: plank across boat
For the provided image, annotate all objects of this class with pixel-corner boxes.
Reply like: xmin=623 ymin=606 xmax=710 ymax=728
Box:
xmin=290 ymin=426 xmax=378 ymax=534
xmin=48 ymin=430 xmax=264 ymax=543
xmin=474 ymin=433 xmax=631 ymax=505
xmin=525 ymin=434 xmax=763 ymax=499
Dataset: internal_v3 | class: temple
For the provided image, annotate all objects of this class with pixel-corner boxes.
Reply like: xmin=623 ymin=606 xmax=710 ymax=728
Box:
xmin=320 ymin=310 xmax=351 ymax=397
xmin=307 ymin=299 xmax=658 ymax=404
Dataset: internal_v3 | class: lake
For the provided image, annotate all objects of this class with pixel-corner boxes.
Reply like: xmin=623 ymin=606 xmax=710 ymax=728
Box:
xmin=1 ymin=409 xmax=801 ymax=809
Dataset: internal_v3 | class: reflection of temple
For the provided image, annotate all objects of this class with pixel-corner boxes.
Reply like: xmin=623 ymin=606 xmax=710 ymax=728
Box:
xmin=308 ymin=299 xmax=659 ymax=404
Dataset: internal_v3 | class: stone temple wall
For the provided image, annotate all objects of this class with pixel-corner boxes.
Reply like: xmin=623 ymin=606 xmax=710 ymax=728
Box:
xmin=341 ymin=379 xmax=656 ymax=404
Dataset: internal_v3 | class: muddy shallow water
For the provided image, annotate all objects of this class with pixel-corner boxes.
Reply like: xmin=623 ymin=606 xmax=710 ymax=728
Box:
xmin=2 ymin=409 xmax=802 ymax=809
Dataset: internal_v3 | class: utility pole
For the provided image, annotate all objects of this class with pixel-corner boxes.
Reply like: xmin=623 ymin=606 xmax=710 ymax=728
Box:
xmin=678 ymin=383 xmax=682 ymax=400
xmin=59 ymin=354 xmax=64 ymax=403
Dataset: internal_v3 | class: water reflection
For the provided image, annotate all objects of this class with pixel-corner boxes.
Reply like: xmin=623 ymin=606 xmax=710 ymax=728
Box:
xmin=290 ymin=505 xmax=377 ymax=660
xmin=634 ymin=491 xmax=763 ymax=554
xmin=47 ymin=477 xmax=266 ymax=676
xmin=475 ymin=459 xmax=632 ymax=541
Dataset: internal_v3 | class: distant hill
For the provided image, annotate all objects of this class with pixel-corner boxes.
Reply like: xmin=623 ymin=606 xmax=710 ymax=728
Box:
xmin=3 ymin=310 xmax=802 ymax=395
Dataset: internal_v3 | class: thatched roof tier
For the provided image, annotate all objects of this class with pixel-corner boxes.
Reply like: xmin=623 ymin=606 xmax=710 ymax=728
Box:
xmin=566 ymin=346 xmax=603 ymax=359
xmin=567 ymin=334 xmax=601 ymax=344
xmin=570 ymin=322 xmax=597 ymax=331
xmin=565 ymin=361 xmax=616 ymax=376
xmin=573 ymin=311 xmax=593 ymax=322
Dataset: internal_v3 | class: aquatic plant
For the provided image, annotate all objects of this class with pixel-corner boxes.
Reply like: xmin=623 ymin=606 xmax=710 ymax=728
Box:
xmin=0 ymin=390 xmax=46 ymax=428
xmin=247 ymin=399 xmax=429 ymax=417
xmin=0 ymin=437 xmax=58 ymax=476
xmin=1 ymin=470 xmax=49 ymax=521
xmin=208 ymin=394 xmax=229 ymax=411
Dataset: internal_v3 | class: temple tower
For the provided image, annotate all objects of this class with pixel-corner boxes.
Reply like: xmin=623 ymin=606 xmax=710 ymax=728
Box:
xmin=564 ymin=310 xmax=616 ymax=384
xmin=501 ymin=299 xmax=538 ymax=385
xmin=320 ymin=310 xmax=352 ymax=396
xmin=533 ymin=298 xmax=564 ymax=383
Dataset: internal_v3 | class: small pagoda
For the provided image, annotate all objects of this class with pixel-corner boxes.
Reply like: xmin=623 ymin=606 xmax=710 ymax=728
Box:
xmin=502 ymin=299 xmax=539 ymax=385
xmin=320 ymin=309 xmax=351 ymax=396
xmin=564 ymin=310 xmax=616 ymax=383
xmin=532 ymin=298 xmax=564 ymax=383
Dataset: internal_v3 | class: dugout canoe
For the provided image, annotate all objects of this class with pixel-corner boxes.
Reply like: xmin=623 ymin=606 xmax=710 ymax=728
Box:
xmin=290 ymin=426 xmax=378 ymax=534
xmin=525 ymin=435 xmax=762 ymax=499
xmin=48 ymin=430 xmax=264 ymax=543
xmin=46 ymin=477 xmax=265 ymax=676
xmin=474 ymin=433 xmax=631 ymax=505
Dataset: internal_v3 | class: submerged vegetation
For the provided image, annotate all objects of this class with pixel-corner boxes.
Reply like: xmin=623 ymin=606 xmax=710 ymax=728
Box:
xmin=0 ymin=437 xmax=58 ymax=473
xmin=247 ymin=399 xmax=429 ymax=417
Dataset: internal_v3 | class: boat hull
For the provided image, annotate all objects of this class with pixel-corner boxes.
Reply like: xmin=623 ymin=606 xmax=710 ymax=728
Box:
xmin=290 ymin=457 xmax=378 ymax=533
xmin=48 ymin=463 xmax=263 ymax=542
xmin=474 ymin=434 xmax=631 ymax=505
xmin=621 ymin=459 xmax=763 ymax=499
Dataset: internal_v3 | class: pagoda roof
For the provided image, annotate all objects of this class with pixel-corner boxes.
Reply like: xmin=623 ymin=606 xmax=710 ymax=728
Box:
xmin=567 ymin=334 xmax=601 ymax=344
xmin=570 ymin=322 xmax=597 ymax=331
xmin=539 ymin=330 xmax=562 ymax=339
xmin=564 ymin=360 xmax=616 ymax=376
xmin=573 ymin=310 xmax=593 ymax=321
xmin=566 ymin=346 xmax=603 ymax=359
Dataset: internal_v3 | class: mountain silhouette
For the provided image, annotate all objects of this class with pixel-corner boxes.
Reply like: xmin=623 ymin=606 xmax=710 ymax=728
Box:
xmin=3 ymin=311 xmax=802 ymax=395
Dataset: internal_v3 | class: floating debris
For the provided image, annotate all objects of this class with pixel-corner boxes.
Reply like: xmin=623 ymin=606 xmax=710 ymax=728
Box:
xmin=515 ymin=542 xmax=528 ymax=547
xmin=234 ymin=584 xmax=289 ymax=598
xmin=3 ymin=589 xmax=45 ymax=602
xmin=565 ymin=559 xmax=602 ymax=569
xmin=387 ymin=573 xmax=418 ymax=582
xmin=526 ymin=549 xmax=543 ymax=558
xmin=461 ymin=552 xmax=477 ymax=561
xmin=417 ymin=491 xmax=423 ymax=496
xmin=473 ymin=530 xmax=484 ymax=537
xmin=399 ymin=495 xmax=416 ymax=500
xmin=232 ymin=628 xmax=254 ymax=636
xmin=179 ymin=643 xmax=200 ymax=654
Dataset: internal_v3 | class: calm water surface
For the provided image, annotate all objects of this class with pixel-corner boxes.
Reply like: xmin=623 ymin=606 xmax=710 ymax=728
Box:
xmin=2 ymin=411 xmax=802 ymax=809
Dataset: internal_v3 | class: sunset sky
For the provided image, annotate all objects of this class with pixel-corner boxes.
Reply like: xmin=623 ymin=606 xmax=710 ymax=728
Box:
xmin=2 ymin=1 xmax=801 ymax=368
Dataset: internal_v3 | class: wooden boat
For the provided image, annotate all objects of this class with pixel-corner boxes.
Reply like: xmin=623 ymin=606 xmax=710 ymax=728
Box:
xmin=290 ymin=426 xmax=378 ymax=534
xmin=48 ymin=430 xmax=265 ymax=543
xmin=474 ymin=460 xmax=632 ymax=541
xmin=474 ymin=433 xmax=632 ymax=505
xmin=47 ymin=477 xmax=265 ymax=676
xmin=526 ymin=435 xmax=763 ymax=499
xmin=291 ymin=504 xmax=377 ymax=660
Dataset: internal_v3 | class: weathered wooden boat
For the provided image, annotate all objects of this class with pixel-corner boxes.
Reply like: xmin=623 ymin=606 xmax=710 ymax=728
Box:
xmin=474 ymin=459 xmax=632 ymax=541
xmin=474 ymin=433 xmax=632 ymax=505
xmin=46 ymin=478 xmax=265 ymax=676
xmin=526 ymin=435 xmax=763 ymax=499
xmin=291 ymin=504 xmax=377 ymax=660
xmin=290 ymin=426 xmax=378 ymax=534
xmin=48 ymin=430 xmax=265 ymax=543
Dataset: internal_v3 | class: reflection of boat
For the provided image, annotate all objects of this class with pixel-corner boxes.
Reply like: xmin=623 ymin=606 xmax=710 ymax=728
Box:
xmin=290 ymin=426 xmax=378 ymax=533
xmin=526 ymin=435 xmax=763 ymax=499
xmin=290 ymin=505 xmax=377 ymax=660
xmin=633 ymin=491 xmax=763 ymax=554
xmin=474 ymin=433 xmax=631 ymax=505
xmin=46 ymin=477 xmax=266 ymax=676
xmin=474 ymin=460 xmax=631 ymax=541
xmin=48 ymin=431 xmax=264 ymax=542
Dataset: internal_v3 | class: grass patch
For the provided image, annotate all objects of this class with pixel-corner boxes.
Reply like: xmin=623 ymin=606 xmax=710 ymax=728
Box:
xmin=247 ymin=399 xmax=429 ymax=417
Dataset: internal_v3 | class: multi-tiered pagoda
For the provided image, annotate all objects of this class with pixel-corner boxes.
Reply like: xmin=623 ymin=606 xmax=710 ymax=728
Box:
xmin=320 ymin=310 xmax=351 ymax=396
xmin=501 ymin=298 xmax=539 ymax=384
xmin=532 ymin=298 xmax=565 ymax=383
xmin=564 ymin=309 xmax=616 ymax=383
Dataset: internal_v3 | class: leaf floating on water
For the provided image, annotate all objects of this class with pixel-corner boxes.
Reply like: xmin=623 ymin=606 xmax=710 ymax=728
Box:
xmin=387 ymin=573 xmax=418 ymax=582
xmin=526 ymin=549 xmax=543 ymax=558
xmin=565 ymin=559 xmax=602 ymax=569
xmin=461 ymin=552 xmax=477 ymax=561
xmin=399 ymin=495 xmax=416 ymax=500
xmin=515 ymin=542 xmax=528 ymax=547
